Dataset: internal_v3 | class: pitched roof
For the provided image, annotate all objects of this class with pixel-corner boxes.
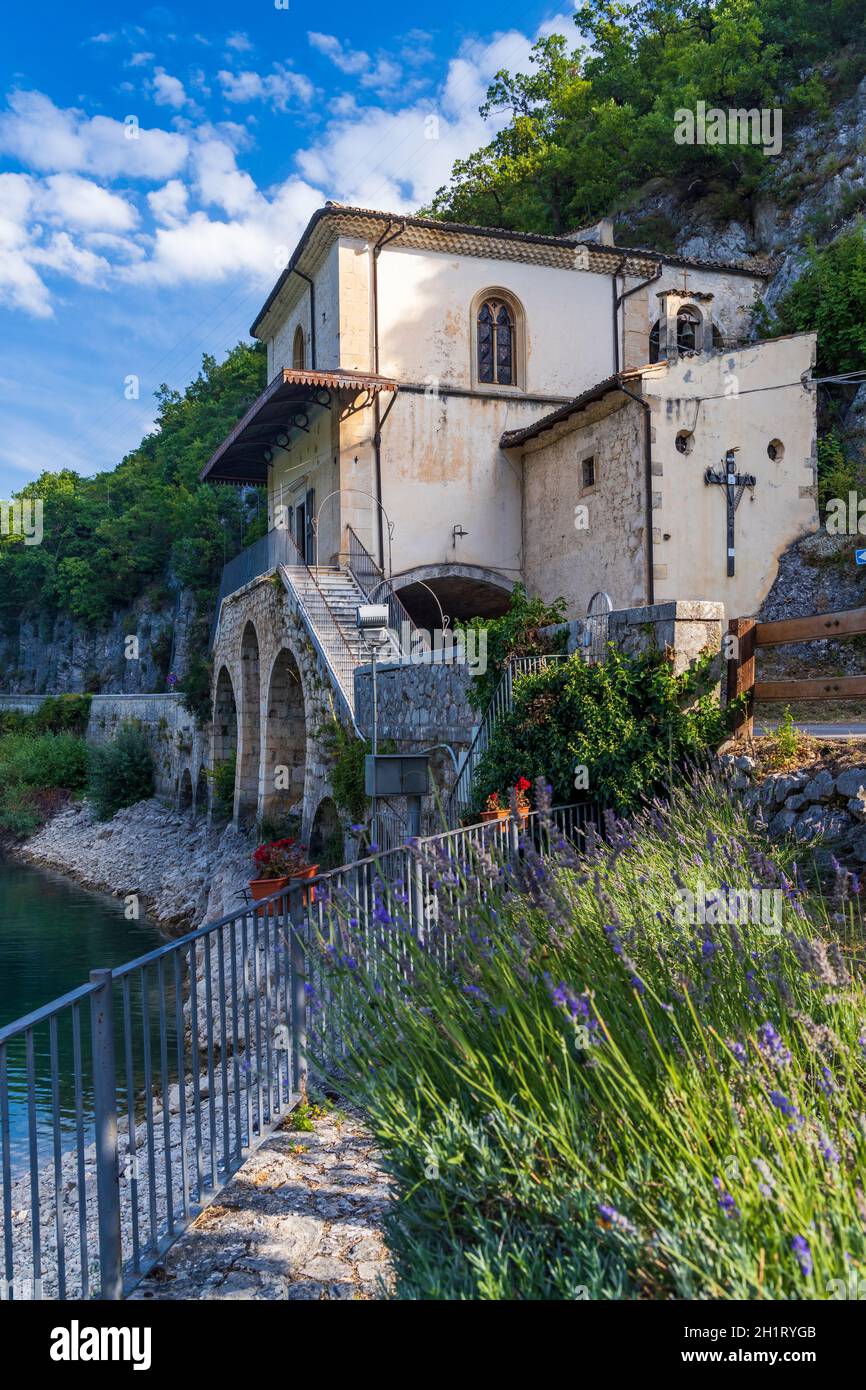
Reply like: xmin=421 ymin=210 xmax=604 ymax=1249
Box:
xmin=250 ymin=203 xmax=770 ymax=339
xmin=499 ymin=369 xmax=647 ymax=450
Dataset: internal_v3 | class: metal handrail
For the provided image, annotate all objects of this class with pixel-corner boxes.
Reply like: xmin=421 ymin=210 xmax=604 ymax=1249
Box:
xmin=345 ymin=526 xmax=416 ymax=652
xmin=0 ymin=800 xmax=595 ymax=1302
xmin=447 ymin=654 xmax=570 ymax=825
xmin=278 ymin=564 xmax=361 ymax=726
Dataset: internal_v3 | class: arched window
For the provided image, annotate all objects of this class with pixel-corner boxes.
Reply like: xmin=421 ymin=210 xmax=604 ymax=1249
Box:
xmin=676 ymin=306 xmax=702 ymax=354
xmin=292 ymin=324 xmax=305 ymax=370
xmin=472 ymin=290 xmax=524 ymax=389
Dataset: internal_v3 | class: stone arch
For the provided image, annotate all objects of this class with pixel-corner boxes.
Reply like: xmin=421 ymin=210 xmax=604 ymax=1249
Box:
xmin=236 ymin=620 xmax=262 ymax=826
xmin=212 ymin=665 xmax=238 ymax=821
xmin=262 ymin=645 xmax=307 ymax=824
xmin=309 ymin=796 xmax=344 ymax=870
xmin=195 ymin=764 xmax=208 ymax=815
xmin=179 ymin=767 xmax=193 ymax=812
xmin=391 ymin=563 xmax=514 ymax=626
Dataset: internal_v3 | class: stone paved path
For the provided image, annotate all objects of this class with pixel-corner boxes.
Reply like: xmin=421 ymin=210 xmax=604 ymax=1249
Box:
xmin=128 ymin=1107 xmax=393 ymax=1301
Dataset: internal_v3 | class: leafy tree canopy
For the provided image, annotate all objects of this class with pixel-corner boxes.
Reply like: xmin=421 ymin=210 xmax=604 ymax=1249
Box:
xmin=426 ymin=2 xmax=866 ymax=234
xmin=0 ymin=342 xmax=267 ymax=629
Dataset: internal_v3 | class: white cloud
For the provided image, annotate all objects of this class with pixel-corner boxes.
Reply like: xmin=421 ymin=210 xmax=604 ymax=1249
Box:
xmin=217 ymin=66 xmax=313 ymax=110
xmin=226 ymin=32 xmax=253 ymax=53
xmin=0 ymin=91 xmax=190 ymax=181
xmin=360 ymin=58 xmax=403 ymax=94
xmin=146 ymin=178 xmax=189 ymax=226
xmin=152 ymin=68 xmax=189 ymax=109
xmin=308 ymin=33 xmax=370 ymax=76
xmin=32 ymin=173 xmax=138 ymax=231
xmin=128 ymin=51 xmax=156 ymax=68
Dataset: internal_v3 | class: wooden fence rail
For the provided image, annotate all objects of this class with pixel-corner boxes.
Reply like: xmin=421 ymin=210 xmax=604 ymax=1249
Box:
xmin=727 ymin=605 xmax=866 ymax=739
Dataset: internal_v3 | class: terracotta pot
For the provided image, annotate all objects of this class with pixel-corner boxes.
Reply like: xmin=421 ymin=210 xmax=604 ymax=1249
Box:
xmin=480 ymin=809 xmax=502 ymax=823
xmin=290 ymin=863 xmax=320 ymax=906
xmin=248 ymin=874 xmax=290 ymax=917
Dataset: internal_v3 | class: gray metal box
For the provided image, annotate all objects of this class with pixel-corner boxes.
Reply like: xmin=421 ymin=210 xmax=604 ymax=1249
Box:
xmin=364 ymin=754 xmax=429 ymax=797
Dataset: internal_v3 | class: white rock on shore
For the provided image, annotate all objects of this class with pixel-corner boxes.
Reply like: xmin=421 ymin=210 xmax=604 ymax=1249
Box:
xmin=18 ymin=798 xmax=256 ymax=931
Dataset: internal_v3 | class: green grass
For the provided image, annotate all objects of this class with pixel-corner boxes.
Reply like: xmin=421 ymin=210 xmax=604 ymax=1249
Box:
xmin=314 ymin=775 xmax=866 ymax=1299
xmin=0 ymin=731 xmax=88 ymax=833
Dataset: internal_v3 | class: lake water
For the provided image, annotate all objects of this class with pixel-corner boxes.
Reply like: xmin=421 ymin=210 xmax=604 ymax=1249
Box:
xmin=0 ymin=856 xmax=175 ymax=1173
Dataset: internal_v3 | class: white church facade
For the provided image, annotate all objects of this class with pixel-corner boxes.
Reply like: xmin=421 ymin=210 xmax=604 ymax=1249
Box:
xmin=201 ymin=202 xmax=817 ymax=832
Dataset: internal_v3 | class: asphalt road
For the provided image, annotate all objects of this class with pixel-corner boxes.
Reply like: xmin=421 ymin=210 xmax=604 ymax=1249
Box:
xmin=756 ymin=722 xmax=866 ymax=738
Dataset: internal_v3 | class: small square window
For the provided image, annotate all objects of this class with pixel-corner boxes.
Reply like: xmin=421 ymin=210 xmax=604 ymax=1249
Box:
xmin=582 ymin=455 xmax=596 ymax=489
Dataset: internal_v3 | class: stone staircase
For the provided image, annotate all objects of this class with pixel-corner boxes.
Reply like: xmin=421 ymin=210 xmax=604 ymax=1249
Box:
xmin=279 ymin=564 xmax=400 ymax=722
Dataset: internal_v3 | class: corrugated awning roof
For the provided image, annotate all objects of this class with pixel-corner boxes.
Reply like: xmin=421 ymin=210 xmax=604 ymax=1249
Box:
xmin=200 ymin=368 xmax=397 ymax=485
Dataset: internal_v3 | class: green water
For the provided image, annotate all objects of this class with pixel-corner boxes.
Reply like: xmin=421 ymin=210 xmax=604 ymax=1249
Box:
xmin=0 ymin=856 xmax=175 ymax=1172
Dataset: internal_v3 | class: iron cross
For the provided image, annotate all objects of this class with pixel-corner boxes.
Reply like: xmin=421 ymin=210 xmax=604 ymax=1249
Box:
xmin=704 ymin=451 xmax=756 ymax=577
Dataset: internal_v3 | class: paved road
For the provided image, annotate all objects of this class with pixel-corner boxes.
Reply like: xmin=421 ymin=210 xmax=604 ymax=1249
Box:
xmin=756 ymin=723 xmax=866 ymax=738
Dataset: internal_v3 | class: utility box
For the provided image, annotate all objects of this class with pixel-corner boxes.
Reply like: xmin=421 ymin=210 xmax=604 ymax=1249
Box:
xmin=364 ymin=754 xmax=430 ymax=798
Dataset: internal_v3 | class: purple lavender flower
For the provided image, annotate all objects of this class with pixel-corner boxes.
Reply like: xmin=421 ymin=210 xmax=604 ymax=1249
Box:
xmin=757 ymin=1021 xmax=792 ymax=1069
xmin=713 ymin=1175 xmax=740 ymax=1220
xmin=791 ymin=1234 xmax=812 ymax=1277
xmin=598 ymin=1203 xmax=638 ymax=1236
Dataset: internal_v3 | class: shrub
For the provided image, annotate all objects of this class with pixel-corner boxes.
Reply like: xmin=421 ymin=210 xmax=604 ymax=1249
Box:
xmin=178 ymin=651 xmax=213 ymax=725
xmin=33 ymin=694 xmax=92 ymax=736
xmin=321 ymin=720 xmax=395 ymax=824
xmin=460 ymin=583 xmax=568 ymax=714
xmin=471 ymin=645 xmax=732 ymax=814
xmin=0 ymin=731 xmax=88 ymax=833
xmin=318 ymin=778 xmax=866 ymax=1299
xmin=87 ymin=723 xmax=155 ymax=820
xmin=210 ymin=752 xmax=236 ymax=819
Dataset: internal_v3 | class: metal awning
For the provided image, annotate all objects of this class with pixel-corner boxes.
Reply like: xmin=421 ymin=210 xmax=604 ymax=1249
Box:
xmin=200 ymin=367 xmax=398 ymax=484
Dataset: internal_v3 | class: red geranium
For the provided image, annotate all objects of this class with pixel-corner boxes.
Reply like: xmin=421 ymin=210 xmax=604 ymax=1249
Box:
xmin=252 ymin=838 xmax=308 ymax=879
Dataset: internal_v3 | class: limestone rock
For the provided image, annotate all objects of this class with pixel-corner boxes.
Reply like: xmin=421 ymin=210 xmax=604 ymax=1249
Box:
xmin=801 ymin=770 xmax=836 ymax=804
xmin=836 ymin=768 xmax=866 ymax=799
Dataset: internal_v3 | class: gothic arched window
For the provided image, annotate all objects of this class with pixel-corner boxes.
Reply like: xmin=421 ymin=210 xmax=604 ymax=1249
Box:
xmin=477 ymin=296 xmax=515 ymax=386
xmin=292 ymin=324 xmax=305 ymax=370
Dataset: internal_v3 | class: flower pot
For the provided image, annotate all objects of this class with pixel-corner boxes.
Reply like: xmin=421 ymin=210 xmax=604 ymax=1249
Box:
xmin=290 ymin=863 xmax=320 ymax=907
xmin=480 ymin=810 xmax=502 ymax=823
xmin=248 ymin=875 xmax=291 ymax=917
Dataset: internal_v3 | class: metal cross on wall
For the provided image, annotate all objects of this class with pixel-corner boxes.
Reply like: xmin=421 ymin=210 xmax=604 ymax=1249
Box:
xmin=704 ymin=449 xmax=756 ymax=577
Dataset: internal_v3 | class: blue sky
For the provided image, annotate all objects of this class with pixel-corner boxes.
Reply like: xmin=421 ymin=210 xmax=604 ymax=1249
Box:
xmin=0 ymin=1 xmax=578 ymax=496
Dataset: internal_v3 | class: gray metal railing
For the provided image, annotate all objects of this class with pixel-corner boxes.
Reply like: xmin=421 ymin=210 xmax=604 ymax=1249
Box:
xmin=346 ymin=527 xmax=416 ymax=652
xmin=210 ymin=528 xmax=296 ymax=644
xmin=278 ymin=565 xmax=361 ymax=727
xmin=448 ymin=654 xmax=570 ymax=826
xmin=0 ymin=801 xmax=595 ymax=1301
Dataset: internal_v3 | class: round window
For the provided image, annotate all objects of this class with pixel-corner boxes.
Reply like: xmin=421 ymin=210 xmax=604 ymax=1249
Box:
xmin=675 ymin=431 xmax=695 ymax=455
xmin=768 ymin=439 xmax=784 ymax=461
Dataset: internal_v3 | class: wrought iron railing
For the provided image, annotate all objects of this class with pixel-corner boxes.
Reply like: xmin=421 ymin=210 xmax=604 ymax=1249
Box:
xmin=346 ymin=526 xmax=416 ymax=653
xmin=447 ymin=654 xmax=570 ymax=826
xmin=0 ymin=801 xmax=596 ymax=1301
xmin=210 ymin=528 xmax=296 ymax=644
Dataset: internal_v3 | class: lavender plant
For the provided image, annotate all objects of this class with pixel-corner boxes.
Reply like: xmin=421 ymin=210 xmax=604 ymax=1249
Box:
xmin=311 ymin=774 xmax=866 ymax=1300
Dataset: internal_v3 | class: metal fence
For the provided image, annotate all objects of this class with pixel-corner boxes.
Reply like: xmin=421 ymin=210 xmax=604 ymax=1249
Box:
xmin=346 ymin=526 xmax=416 ymax=652
xmin=448 ymin=654 xmax=569 ymax=826
xmin=0 ymin=801 xmax=595 ymax=1301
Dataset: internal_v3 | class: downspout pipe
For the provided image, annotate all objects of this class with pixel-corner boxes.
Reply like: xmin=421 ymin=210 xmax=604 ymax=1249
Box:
xmin=292 ymin=268 xmax=316 ymax=368
xmin=612 ymin=258 xmax=663 ymax=373
xmin=617 ymin=377 xmax=655 ymax=606
xmin=370 ymin=220 xmax=406 ymax=569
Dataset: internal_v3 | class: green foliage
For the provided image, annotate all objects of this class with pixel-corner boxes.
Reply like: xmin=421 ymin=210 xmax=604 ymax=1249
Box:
xmin=0 ymin=694 xmax=92 ymax=738
xmin=210 ymin=752 xmax=237 ymax=820
xmin=178 ymin=647 xmax=213 ymax=725
xmin=87 ymin=723 xmax=156 ymax=821
xmin=472 ymin=645 xmax=732 ymax=813
xmin=0 ymin=343 xmax=267 ymax=632
xmin=765 ymin=706 xmax=805 ymax=767
xmin=816 ymin=427 xmax=856 ymax=508
xmin=427 ymin=4 xmax=866 ymax=234
xmin=758 ymin=228 xmax=866 ymax=376
xmin=320 ymin=778 xmax=866 ymax=1299
xmin=461 ymin=583 xmax=568 ymax=714
xmin=0 ymin=731 xmax=88 ymax=833
xmin=321 ymin=719 xmax=396 ymax=824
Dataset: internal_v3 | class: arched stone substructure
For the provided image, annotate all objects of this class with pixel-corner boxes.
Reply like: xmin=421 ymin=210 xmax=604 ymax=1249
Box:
xmin=178 ymin=767 xmax=193 ymax=812
xmin=236 ymin=621 xmax=262 ymax=827
xmin=195 ymin=764 xmax=208 ymax=816
xmin=210 ymin=575 xmax=345 ymax=840
xmin=262 ymin=646 xmax=307 ymax=825
xmin=309 ymin=795 xmax=344 ymax=870
xmin=391 ymin=563 xmax=514 ymax=627
xmin=212 ymin=664 xmax=238 ymax=822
